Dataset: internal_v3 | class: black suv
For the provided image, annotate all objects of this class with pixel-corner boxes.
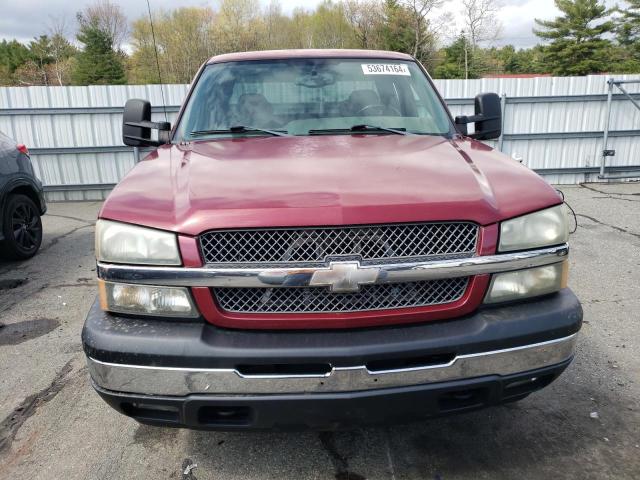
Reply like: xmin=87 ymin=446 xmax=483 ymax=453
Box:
xmin=0 ymin=131 xmax=46 ymax=260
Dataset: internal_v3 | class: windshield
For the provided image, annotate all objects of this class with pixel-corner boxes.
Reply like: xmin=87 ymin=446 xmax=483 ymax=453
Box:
xmin=175 ymin=58 xmax=453 ymax=140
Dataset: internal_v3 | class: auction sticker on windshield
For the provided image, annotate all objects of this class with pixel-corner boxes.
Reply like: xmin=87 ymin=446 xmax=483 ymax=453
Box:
xmin=361 ymin=64 xmax=411 ymax=76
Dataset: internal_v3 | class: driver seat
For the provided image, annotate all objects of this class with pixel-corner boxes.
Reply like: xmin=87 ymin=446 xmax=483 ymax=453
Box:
xmin=342 ymin=89 xmax=381 ymax=116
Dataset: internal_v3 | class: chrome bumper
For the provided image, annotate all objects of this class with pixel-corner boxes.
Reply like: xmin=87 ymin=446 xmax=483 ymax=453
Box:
xmin=87 ymin=334 xmax=577 ymax=396
xmin=97 ymin=244 xmax=569 ymax=289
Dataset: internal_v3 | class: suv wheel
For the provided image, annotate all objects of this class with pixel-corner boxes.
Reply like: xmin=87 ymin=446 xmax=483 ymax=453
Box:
xmin=1 ymin=194 xmax=43 ymax=260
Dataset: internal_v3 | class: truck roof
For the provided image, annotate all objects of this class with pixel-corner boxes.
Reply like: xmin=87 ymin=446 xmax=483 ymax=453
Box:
xmin=207 ymin=49 xmax=415 ymax=64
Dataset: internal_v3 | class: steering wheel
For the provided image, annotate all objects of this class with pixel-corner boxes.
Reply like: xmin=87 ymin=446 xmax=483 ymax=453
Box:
xmin=355 ymin=104 xmax=402 ymax=116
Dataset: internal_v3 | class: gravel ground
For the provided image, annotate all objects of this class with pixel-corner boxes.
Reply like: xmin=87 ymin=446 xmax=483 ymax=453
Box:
xmin=0 ymin=183 xmax=638 ymax=480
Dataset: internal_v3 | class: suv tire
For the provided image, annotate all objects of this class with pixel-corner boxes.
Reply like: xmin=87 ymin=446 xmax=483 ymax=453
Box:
xmin=1 ymin=194 xmax=43 ymax=260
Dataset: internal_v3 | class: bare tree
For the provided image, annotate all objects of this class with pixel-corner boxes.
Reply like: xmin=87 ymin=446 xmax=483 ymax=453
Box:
xmin=217 ymin=0 xmax=261 ymax=52
xmin=462 ymin=0 xmax=501 ymax=48
xmin=79 ymin=0 xmax=128 ymax=49
xmin=460 ymin=0 xmax=501 ymax=79
xmin=400 ymin=0 xmax=444 ymax=58
xmin=47 ymin=17 xmax=76 ymax=86
xmin=24 ymin=36 xmax=53 ymax=86
xmin=130 ymin=7 xmax=217 ymax=84
xmin=263 ymin=0 xmax=283 ymax=47
xmin=343 ymin=0 xmax=384 ymax=49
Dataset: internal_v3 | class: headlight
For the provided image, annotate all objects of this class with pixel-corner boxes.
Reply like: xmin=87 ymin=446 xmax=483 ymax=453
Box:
xmin=98 ymin=280 xmax=198 ymax=317
xmin=499 ymin=205 xmax=568 ymax=252
xmin=484 ymin=262 xmax=568 ymax=304
xmin=96 ymin=220 xmax=181 ymax=265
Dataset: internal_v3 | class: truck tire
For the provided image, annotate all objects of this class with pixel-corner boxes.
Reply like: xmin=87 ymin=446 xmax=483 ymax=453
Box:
xmin=1 ymin=194 xmax=43 ymax=260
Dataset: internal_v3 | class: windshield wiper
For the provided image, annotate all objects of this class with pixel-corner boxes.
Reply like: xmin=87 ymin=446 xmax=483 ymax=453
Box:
xmin=351 ymin=124 xmax=412 ymax=135
xmin=190 ymin=125 xmax=289 ymax=137
xmin=309 ymin=125 xmax=412 ymax=136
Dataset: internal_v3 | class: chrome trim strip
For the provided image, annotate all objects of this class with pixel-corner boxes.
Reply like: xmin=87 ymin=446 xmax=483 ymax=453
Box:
xmin=87 ymin=334 xmax=577 ymax=396
xmin=97 ymin=244 xmax=569 ymax=289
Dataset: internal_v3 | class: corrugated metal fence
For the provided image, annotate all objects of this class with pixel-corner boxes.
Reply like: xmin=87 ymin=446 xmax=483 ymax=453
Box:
xmin=0 ymin=74 xmax=639 ymax=201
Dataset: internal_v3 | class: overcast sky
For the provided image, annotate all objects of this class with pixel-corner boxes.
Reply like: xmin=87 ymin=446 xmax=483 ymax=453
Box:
xmin=0 ymin=0 xmax=620 ymax=49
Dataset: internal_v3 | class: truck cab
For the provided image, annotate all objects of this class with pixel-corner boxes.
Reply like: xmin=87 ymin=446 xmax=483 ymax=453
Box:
xmin=82 ymin=50 xmax=581 ymax=430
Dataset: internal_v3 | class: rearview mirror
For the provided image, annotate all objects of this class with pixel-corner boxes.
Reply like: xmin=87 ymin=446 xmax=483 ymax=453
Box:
xmin=122 ymin=99 xmax=171 ymax=147
xmin=455 ymin=93 xmax=502 ymax=141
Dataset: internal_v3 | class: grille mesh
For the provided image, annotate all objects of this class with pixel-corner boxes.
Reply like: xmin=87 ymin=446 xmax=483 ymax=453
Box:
xmin=200 ymin=223 xmax=478 ymax=265
xmin=213 ymin=278 xmax=469 ymax=314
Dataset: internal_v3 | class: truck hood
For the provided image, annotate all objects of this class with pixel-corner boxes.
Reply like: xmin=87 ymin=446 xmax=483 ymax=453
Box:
xmin=100 ymin=135 xmax=561 ymax=236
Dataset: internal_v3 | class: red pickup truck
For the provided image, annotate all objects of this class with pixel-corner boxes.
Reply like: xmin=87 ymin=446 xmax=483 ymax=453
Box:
xmin=82 ymin=50 xmax=581 ymax=430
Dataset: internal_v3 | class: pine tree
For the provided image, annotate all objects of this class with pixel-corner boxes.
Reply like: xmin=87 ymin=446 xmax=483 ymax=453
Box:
xmin=73 ymin=17 xmax=126 ymax=85
xmin=380 ymin=0 xmax=416 ymax=56
xmin=534 ymin=0 xmax=614 ymax=76
xmin=0 ymin=40 xmax=31 ymax=75
xmin=617 ymin=0 xmax=640 ymax=60
xmin=433 ymin=36 xmax=471 ymax=79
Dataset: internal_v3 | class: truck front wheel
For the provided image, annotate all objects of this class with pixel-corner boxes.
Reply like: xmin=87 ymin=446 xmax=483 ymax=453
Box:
xmin=1 ymin=194 xmax=43 ymax=260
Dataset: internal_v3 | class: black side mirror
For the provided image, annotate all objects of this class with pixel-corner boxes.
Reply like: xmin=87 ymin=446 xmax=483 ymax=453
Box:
xmin=122 ymin=99 xmax=171 ymax=147
xmin=455 ymin=93 xmax=502 ymax=140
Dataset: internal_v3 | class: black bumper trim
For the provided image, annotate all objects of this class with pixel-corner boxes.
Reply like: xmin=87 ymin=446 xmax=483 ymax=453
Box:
xmin=82 ymin=289 xmax=582 ymax=369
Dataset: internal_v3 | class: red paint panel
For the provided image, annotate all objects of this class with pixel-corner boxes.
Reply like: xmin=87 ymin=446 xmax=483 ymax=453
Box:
xmin=178 ymin=235 xmax=203 ymax=267
xmin=478 ymin=223 xmax=499 ymax=255
xmin=99 ymin=136 xmax=562 ymax=236
xmin=194 ymin=276 xmax=489 ymax=330
xmin=207 ymin=49 xmax=414 ymax=65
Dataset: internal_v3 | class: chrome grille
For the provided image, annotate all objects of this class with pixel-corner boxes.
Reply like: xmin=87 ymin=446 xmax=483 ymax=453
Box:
xmin=213 ymin=278 xmax=469 ymax=314
xmin=200 ymin=223 xmax=478 ymax=265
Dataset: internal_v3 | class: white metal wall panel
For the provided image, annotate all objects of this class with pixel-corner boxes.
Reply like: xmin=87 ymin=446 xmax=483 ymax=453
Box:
xmin=436 ymin=74 xmax=640 ymax=183
xmin=0 ymin=75 xmax=639 ymax=200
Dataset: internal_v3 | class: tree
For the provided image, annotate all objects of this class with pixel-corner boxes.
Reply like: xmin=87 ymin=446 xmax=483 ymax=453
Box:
xmin=612 ymin=0 xmax=640 ymax=70
xmin=287 ymin=8 xmax=316 ymax=48
xmin=617 ymin=0 xmax=640 ymax=48
xmin=47 ymin=19 xmax=77 ymax=86
xmin=0 ymin=40 xmax=30 ymax=83
xmin=26 ymin=36 xmax=54 ymax=85
xmin=534 ymin=0 xmax=614 ymax=76
xmin=80 ymin=0 xmax=128 ymax=50
xmin=130 ymin=7 xmax=217 ymax=84
xmin=491 ymin=45 xmax=546 ymax=74
xmin=460 ymin=0 xmax=501 ymax=78
xmin=462 ymin=0 xmax=501 ymax=48
xmin=216 ymin=0 xmax=262 ymax=52
xmin=0 ymin=40 xmax=30 ymax=85
xmin=343 ymin=0 xmax=385 ymax=48
xmin=400 ymin=0 xmax=444 ymax=64
xmin=74 ymin=1 xmax=127 ymax=85
xmin=379 ymin=0 xmax=437 ymax=68
xmin=434 ymin=34 xmax=499 ymax=78
xmin=128 ymin=17 xmax=159 ymax=84
xmin=262 ymin=1 xmax=292 ymax=49
xmin=434 ymin=35 xmax=469 ymax=78
xmin=74 ymin=16 xmax=126 ymax=85
xmin=306 ymin=1 xmax=356 ymax=48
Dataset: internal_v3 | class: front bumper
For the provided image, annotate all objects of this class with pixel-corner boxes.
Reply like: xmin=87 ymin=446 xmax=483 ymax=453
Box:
xmin=87 ymin=334 xmax=576 ymax=396
xmin=93 ymin=360 xmax=572 ymax=430
xmin=82 ymin=289 xmax=582 ymax=429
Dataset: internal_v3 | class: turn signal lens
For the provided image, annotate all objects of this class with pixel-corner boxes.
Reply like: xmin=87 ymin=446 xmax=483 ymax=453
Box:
xmin=98 ymin=280 xmax=198 ymax=318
